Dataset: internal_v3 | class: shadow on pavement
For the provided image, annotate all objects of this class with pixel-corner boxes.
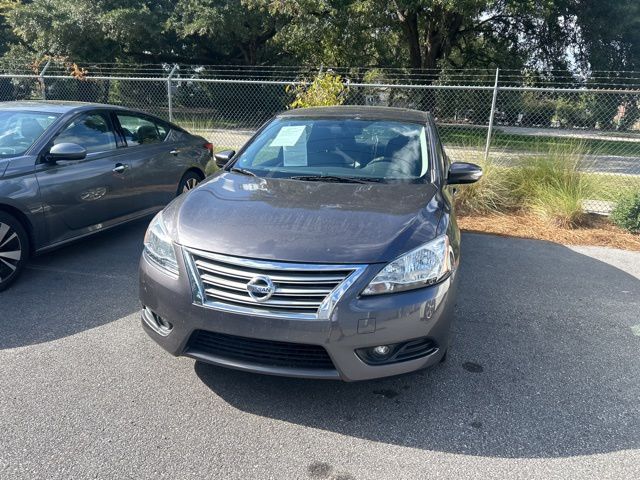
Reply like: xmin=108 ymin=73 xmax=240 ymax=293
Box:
xmin=0 ymin=218 xmax=150 ymax=349
xmin=195 ymin=233 xmax=640 ymax=459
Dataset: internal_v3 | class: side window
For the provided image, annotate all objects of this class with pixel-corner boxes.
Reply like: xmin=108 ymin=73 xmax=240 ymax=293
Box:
xmin=156 ymin=122 xmax=169 ymax=139
xmin=116 ymin=114 xmax=166 ymax=146
xmin=54 ymin=113 xmax=116 ymax=154
xmin=166 ymin=128 xmax=188 ymax=142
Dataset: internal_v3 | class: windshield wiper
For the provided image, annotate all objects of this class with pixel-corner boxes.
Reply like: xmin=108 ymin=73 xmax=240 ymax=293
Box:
xmin=230 ymin=167 xmax=257 ymax=177
xmin=290 ymin=175 xmax=378 ymax=184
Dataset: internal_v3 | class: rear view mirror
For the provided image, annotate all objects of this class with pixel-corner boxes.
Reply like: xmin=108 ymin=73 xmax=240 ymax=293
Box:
xmin=214 ymin=150 xmax=235 ymax=168
xmin=47 ymin=143 xmax=87 ymax=162
xmin=447 ymin=162 xmax=483 ymax=184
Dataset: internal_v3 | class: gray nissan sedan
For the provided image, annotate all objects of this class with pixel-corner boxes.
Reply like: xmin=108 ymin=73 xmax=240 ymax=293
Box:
xmin=0 ymin=101 xmax=211 ymax=290
xmin=139 ymin=106 xmax=482 ymax=381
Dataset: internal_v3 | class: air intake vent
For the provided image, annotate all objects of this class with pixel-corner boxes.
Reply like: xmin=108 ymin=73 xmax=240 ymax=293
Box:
xmin=186 ymin=330 xmax=336 ymax=370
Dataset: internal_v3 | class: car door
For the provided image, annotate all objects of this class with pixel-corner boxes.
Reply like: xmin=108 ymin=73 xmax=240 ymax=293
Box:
xmin=35 ymin=110 xmax=138 ymax=246
xmin=113 ymin=112 xmax=186 ymax=210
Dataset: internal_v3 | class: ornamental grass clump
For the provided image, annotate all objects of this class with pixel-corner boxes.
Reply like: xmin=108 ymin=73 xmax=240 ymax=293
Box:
xmin=453 ymin=159 xmax=514 ymax=215
xmin=505 ymin=143 xmax=593 ymax=227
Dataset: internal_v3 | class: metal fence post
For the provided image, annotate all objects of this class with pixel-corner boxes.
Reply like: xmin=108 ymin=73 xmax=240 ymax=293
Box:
xmin=484 ymin=68 xmax=500 ymax=161
xmin=39 ymin=59 xmax=51 ymax=100
xmin=167 ymin=64 xmax=178 ymax=122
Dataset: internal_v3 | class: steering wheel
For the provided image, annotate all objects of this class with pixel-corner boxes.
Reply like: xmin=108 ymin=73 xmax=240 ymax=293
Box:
xmin=366 ymin=155 xmax=417 ymax=174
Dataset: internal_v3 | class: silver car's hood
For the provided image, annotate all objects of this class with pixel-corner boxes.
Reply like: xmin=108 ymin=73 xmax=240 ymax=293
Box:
xmin=163 ymin=172 xmax=442 ymax=264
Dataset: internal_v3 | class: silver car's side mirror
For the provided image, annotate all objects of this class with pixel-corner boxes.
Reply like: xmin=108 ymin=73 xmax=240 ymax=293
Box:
xmin=447 ymin=162 xmax=483 ymax=185
xmin=47 ymin=143 xmax=87 ymax=162
xmin=214 ymin=150 xmax=235 ymax=168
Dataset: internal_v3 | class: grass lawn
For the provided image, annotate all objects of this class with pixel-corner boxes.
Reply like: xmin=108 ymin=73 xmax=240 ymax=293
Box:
xmin=439 ymin=125 xmax=640 ymax=157
xmin=588 ymin=173 xmax=639 ymax=201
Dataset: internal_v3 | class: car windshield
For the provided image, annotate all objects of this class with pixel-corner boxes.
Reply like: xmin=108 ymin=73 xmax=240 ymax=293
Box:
xmin=0 ymin=111 xmax=59 ymax=158
xmin=234 ymin=118 xmax=430 ymax=183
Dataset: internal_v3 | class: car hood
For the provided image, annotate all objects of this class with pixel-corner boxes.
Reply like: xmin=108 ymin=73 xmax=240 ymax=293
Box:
xmin=0 ymin=158 xmax=11 ymax=177
xmin=164 ymin=172 xmax=442 ymax=264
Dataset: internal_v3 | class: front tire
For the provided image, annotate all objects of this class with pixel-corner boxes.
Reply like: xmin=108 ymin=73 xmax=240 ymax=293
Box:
xmin=177 ymin=171 xmax=203 ymax=196
xmin=0 ymin=212 xmax=29 ymax=292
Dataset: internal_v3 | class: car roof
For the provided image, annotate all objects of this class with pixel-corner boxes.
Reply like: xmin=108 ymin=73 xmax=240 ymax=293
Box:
xmin=0 ymin=100 xmax=131 ymax=114
xmin=276 ymin=105 xmax=431 ymax=124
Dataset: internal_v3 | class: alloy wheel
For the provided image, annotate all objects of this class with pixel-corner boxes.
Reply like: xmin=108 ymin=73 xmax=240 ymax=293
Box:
xmin=182 ymin=177 xmax=199 ymax=193
xmin=0 ymin=222 xmax=22 ymax=283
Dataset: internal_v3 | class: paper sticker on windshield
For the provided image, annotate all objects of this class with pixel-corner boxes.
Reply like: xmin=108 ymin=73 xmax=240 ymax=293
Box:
xmin=283 ymin=142 xmax=307 ymax=166
xmin=270 ymin=125 xmax=306 ymax=147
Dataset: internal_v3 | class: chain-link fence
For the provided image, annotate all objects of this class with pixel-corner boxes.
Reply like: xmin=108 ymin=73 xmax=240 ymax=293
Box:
xmin=2 ymin=63 xmax=640 ymax=213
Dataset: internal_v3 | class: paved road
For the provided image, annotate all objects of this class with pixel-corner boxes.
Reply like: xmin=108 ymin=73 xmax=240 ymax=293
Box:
xmin=1 ymin=221 xmax=639 ymax=479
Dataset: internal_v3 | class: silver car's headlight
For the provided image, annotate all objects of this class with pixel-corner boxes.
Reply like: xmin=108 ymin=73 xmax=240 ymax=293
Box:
xmin=144 ymin=212 xmax=179 ymax=276
xmin=362 ymin=235 xmax=452 ymax=295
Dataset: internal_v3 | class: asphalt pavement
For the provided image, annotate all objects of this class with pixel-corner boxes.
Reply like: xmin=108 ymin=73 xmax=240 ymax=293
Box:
xmin=1 ymin=220 xmax=639 ymax=479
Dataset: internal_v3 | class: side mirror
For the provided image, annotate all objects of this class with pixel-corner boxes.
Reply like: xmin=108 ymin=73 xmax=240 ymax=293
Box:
xmin=47 ymin=143 xmax=87 ymax=162
xmin=214 ymin=150 xmax=235 ymax=168
xmin=447 ymin=162 xmax=483 ymax=185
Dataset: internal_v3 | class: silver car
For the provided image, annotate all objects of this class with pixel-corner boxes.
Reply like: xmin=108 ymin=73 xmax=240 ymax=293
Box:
xmin=139 ymin=106 xmax=482 ymax=381
xmin=0 ymin=101 xmax=211 ymax=290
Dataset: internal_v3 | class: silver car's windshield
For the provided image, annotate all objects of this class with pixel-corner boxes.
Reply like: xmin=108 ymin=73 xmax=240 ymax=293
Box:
xmin=0 ymin=111 xmax=59 ymax=158
xmin=235 ymin=118 xmax=430 ymax=183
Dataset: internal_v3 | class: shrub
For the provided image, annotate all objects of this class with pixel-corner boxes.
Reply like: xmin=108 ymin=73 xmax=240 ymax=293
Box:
xmin=611 ymin=191 xmax=640 ymax=234
xmin=531 ymin=175 xmax=592 ymax=228
xmin=500 ymin=143 xmax=592 ymax=227
xmin=454 ymin=160 xmax=515 ymax=215
xmin=288 ymin=71 xmax=347 ymax=109
xmin=455 ymin=143 xmax=593 ymax=227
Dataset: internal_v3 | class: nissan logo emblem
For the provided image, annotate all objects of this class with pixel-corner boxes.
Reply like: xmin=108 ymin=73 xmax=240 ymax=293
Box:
xmin=246 ymin=275 xmax=276 ymax=302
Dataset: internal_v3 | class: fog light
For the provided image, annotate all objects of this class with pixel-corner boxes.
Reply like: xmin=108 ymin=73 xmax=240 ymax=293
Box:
xmin=372 ymin=345 xmax=391 ymax=357
xmin=142 ymin=306 xmax=173 ymax=336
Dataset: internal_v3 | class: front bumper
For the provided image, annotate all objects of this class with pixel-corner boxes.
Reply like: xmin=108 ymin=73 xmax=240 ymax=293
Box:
xmin=139 ymin=248 xmax=458 ymax=381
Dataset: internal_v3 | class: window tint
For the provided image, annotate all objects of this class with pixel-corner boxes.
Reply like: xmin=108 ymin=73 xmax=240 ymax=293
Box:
xmin=54 ymin=113 xmax=116 ymax=153
xmin=116 ymin=114 xmax=166 ymax=146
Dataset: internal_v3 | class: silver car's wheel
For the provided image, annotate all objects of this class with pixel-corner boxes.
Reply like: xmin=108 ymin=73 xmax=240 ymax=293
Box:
xmin=177 ymin=171 xmax=203 ymax=197
xmin=0 ymin=213 xmax=28 ymax=291
xmin=183 ymin=177 xmax=199 ymax=193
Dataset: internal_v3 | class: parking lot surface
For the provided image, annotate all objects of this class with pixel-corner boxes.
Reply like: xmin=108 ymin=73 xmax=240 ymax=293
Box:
xmin=1 ymin=220 xmax=639 ymax=479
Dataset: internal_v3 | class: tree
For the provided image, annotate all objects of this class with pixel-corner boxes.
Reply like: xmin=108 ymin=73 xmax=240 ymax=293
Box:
xmin=169 ymin=0 xmax=284 ymax=65
xmin=258 ymin=0 xmax=580 ymax=72
xmin=571 ymin=0 xmax=640 ymax=72
xmin=6 ymin=0 xmax=176 ymax=63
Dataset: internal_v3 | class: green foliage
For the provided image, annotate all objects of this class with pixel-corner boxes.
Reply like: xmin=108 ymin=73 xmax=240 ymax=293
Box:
xmin=0 ymin=0 xmax=637 ymax=81
xmin=454 ymin=160 xmax=516 ymax=215
xmin=529 ymin=174 xmax=592 ymax=228
xmin=456 ymin=143 xmax=593 ymax=228
xmin=170 ymin=0 xmax=283 ymax=64
xmin=611 ymin=191 xmax=640 ymax=234
xmin=6 ymin=0 xmax=175 ymax=62
xmin=288 ymin=72 xmax=347 ymax=109
xmin=506 ymin=145 xmax=592 ymax=227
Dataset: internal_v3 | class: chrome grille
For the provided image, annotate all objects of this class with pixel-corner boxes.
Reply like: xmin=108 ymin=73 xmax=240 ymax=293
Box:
xmin=185 ymin=248 xmax=366 ymax=320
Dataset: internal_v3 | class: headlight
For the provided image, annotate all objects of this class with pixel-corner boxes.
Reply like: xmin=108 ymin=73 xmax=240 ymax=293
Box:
xmin=362 ymin=235 xmax=452 ymax=295
xmin=143 ymin=212 xmax=179 ymax=276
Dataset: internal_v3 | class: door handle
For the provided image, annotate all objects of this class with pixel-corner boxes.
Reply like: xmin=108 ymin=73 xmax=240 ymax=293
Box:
xmin=113 ymin=163 xmax=128 ymax=174
xmin=169 ymin=150 xmax=179 ymax=155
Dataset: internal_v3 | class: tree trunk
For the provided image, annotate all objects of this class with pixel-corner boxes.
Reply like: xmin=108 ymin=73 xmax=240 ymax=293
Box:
xmin=396 ymin=9 xmax=422 ymax=70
